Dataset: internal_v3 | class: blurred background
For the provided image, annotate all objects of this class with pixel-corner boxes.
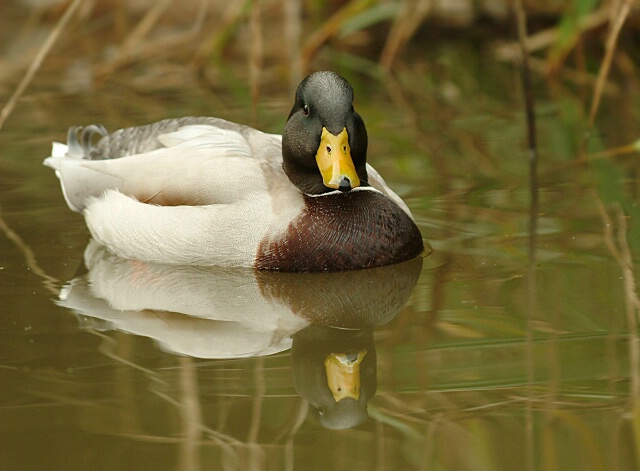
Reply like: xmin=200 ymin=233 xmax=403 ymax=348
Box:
xmin=2 ymin=0 xmax=640 ymax=470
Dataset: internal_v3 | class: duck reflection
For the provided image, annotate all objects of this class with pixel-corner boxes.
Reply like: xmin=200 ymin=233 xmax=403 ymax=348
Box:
xmin=292 ymin=326 xmax=377 ymax=429
xmin=58 ymin=240 xmax=423 ymax=428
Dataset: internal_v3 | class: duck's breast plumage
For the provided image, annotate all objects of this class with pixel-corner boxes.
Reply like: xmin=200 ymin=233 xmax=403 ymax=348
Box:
xmin=256 ymin=188 xmax=424 ymax=271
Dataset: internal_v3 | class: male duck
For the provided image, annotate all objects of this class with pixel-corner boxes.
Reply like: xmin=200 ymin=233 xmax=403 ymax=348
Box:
xmin=44 ymin=71 xmax=424 ymax=271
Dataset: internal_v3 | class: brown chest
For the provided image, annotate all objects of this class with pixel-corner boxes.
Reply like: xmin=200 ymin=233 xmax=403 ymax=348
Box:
xmin=255 ymin=190 xmax=424 ymax=271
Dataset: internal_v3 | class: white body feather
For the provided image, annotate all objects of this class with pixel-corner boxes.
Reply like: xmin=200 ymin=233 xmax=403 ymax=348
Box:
xmin=58 ymin=242 xmax=307 ymax=358
xmin=45 ymin=122 xmax=412 ymax=266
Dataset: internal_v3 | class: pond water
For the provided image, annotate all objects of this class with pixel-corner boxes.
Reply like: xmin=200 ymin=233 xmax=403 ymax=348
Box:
xmin=1 ymin=45 xmax=639 ymax=470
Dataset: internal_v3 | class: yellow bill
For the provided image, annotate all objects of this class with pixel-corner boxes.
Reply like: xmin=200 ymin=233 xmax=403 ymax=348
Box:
xmin=324 ymin=350 xmax=367 ymax=402
xmin=315 ymin=127 xmax=360 ymax=190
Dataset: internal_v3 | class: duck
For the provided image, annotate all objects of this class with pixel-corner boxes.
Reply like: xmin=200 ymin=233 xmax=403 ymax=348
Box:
xmin=44 ymin=71 xmax=424 ymax=271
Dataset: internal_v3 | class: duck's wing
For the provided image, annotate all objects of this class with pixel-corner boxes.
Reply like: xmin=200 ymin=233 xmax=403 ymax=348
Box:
xmin=44 ymin=118 xmax=282 ymax=212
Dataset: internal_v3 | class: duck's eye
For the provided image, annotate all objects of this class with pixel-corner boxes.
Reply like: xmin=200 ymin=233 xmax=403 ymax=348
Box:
xmin=303 ymin=104 xmax=309 ymax=116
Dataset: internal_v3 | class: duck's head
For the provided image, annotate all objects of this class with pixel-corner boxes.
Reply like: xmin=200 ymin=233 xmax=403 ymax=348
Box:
xmin=283 ymin=71 xmax=368 ymax=195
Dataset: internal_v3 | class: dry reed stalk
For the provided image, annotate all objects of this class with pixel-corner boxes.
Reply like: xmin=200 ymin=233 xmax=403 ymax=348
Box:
xmin=379 ymin=0 xmax=433 ymax=71
xmin=539 ymin=138 xmax=640 ymax=178
xmin=514 ymin=4 xmax=539 ymax=471
xmin=284 ymin=0 xmax=303 ymax=91
xmin=0 ymin=0 xmax=83 ymax=131
xmin=587 ymin=139 xmax=640 ymax=159
xmin=193 ymin=1 xmax=249 ymax=72
xmin=513 ymin=0 xmax=539 ymax=266
xmin=596 ymin=200 xmax=640 ymax=398
xmin=300 ymin=0 xmax=373 ymax=73
xmin=0 ymin=205 xmax=59 ymax=294
xmin=178 ymin=356 xmax=203 ymax=471
xmin=245 ymin=357 xmax=267 ymax=470
xmin=587 ymin=0 xmax=633 ymax=128
xmin=249 ymin=0 xmax=263 ymax=127
xmin=514 ymin=0 xmax=538 ymax=161
xmin=527 ymin=56 xmax=618 ymax=93
xmin=285 ymin=401 xmax=309 ymax=454
xmin=93 ymin=0 xmax=172 ymax=84
xmin=493 ymin=7 xmax=610 ymax=62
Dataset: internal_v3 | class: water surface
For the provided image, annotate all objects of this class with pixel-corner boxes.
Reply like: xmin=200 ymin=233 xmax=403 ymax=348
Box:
xmin=1 ymin=49 xmax=639 ymax=471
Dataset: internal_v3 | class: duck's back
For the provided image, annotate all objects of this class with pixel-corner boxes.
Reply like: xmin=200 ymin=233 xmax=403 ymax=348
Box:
xmin=45 ymin=117 xmax=284 ymax=211
xmin=87 ymin=117 xmax=254 ymax=160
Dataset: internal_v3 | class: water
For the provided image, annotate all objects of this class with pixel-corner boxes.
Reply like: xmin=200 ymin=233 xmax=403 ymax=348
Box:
xmin=1 ymin=53 xmax=639 ymax=470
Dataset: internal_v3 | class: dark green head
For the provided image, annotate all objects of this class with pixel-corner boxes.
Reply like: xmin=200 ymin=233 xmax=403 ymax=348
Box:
xmin=282 ymin=71 xmax=369 ymax=195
